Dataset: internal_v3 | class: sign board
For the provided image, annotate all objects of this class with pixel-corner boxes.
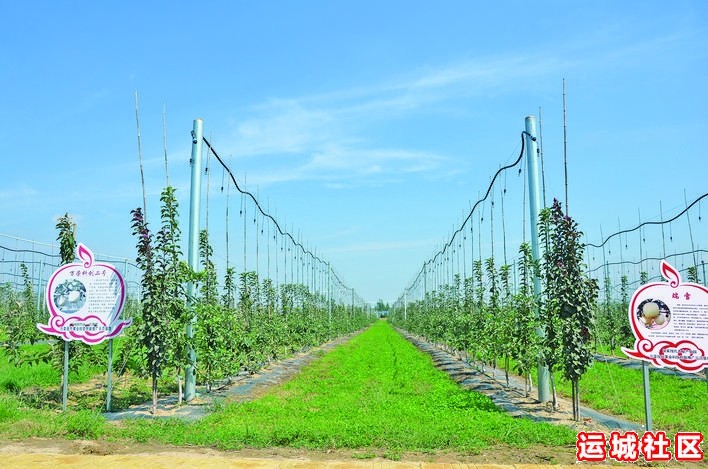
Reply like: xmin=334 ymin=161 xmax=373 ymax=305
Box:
xmin=623 ymin=260 xmax=708 ymax=373
xmin=37 ymin=243 xmax=132 ymax=345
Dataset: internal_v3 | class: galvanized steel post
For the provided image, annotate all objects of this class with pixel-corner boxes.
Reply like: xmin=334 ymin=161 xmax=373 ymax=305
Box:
xmin=185 ymin=118 xmax=203 ymax=402
xmin=525 ymin=116 xmax=550 ymax=402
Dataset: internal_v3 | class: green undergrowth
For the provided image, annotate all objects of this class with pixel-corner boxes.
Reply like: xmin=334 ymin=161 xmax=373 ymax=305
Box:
xmin=507 ymin=354 xmax=708 ymax=436
xmin=0 ymin=321 xmax=577 ymax=454
xmin=555 ymin=359 xmax=708 ymax=436
xmin=0 ymin=344 xmax=105 ymax=392
xmin=114 ymin=320 xmax=575 ymax=452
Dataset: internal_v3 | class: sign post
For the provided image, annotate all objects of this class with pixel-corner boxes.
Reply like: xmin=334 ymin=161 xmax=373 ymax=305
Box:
xmin=623 ymin=260 xmax=708 ymax=429
xmin=37 ymin=244 xmax=132 ymax=411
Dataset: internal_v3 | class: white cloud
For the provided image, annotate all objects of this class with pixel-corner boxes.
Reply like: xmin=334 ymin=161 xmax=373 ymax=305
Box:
xmin=215 ymin=35 xmax=678 ymax=188
xmin=328 ymin=238 xmax=438 ymax=254
xmin=242 ymin=146 xmax=445 ymax=187
xmin=0 ymin=183 xmax=38 ymax=200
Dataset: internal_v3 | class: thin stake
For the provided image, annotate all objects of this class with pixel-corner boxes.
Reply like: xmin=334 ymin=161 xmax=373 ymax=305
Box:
xmin=243 ymin=175 xmax=247 ymax=273
xmin=267 ymin=199 xmax=271 ymax=280
xmin=619 ymin=218 xmax=625 ymax=278
xmin=225 ymin=176 xmax=230 ymax=271
xmin=522 ymin=156 xmax=527 ymax=244
xmin=685 ymin=189 xmax=698 ymax=273
xmin=462 ymin=210 xmax=467 ymax=281
xmin=134 ymin=91 xmax=147 ymax=217
xmin=659 ymin=201 xmax=667 ymax=259
xmin=501 ymin=175 xmax=508 ymax=266
xmin=538 ymin=106 xmax=547 ymax=208
xmin=638 ymin=209 xmax=643 ymax=276
xmin=469 ymin=201 xmax=474 ymax=295
xmin=255 ymin=187 xmax=260 ymax=278
xmin=562 ymin=78 xmax=569 ymax=213
xmin=275 ymin=209 xmax=280 ymax=289
xmin=205 ymin=134 xmax=211 ymax=233
xmin=490 ymin=182 xmax=495 ymax=262
xmin=162 ymin=103 xmax=169 ymax=186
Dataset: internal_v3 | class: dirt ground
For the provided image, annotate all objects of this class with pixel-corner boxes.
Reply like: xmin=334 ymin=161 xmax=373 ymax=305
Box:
xmin=0 ymin=437 xmax=587 ymax=468
xmin=0 ymin=329 xmax=695 ymax=467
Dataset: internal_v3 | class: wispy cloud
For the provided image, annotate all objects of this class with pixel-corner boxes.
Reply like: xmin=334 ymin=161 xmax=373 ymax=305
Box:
xmin=218 ymin=34 xmax=677 ymax=187
xmin=242 ymin=145 xmax=445 ymax=187
xmin=0 ymin=183 xmax=38 ymax=200
xmin=328 ymin=238 xmax=438 ymax=255
xmin=232 ymin=99 xmax=342 ymax=157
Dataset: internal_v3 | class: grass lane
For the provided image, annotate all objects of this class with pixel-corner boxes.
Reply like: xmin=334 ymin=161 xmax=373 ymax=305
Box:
xmin=117 ymin=320 xmax=576 ymax=453
xmin=0 ymin=321 xmax=578 ymax=456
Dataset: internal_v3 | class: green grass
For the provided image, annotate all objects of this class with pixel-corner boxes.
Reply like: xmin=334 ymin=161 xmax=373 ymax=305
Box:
xmin=112 ymin=320 xmax=576 ymax=452
xmin=0 ymin=322 xmax=580 ymax=455
xmin=4 ymin=322 xmax=705 ymax=457
xmin=555 ymin=359 xmax=708 ymax=436
xmin=593 ymin=343 xmax=631 ymax=358
xmin=0 ymin=344 xmax=104 ymax=391
xmin=507 ymin=352 xmax=708 ymax=436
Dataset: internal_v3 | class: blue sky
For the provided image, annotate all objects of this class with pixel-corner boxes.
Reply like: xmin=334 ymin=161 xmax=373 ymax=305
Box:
xmin=1 ymin=1 xmax=707 ymax=303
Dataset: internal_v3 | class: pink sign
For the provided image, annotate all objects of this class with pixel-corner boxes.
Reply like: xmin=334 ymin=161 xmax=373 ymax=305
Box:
xmin=623 ymin=261 xmax=708 ymax=373
xmin=37 ymin=243 xmax=132 ymax=345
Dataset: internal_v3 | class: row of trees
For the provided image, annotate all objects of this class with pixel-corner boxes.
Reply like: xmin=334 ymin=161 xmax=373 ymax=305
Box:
xmin=127 ymin=186 xmax=373 ymax=412
xmin=0 ymin=189 xmax=372 ymax=414
xmin=391 ymin=199 xmax=602 ymax=420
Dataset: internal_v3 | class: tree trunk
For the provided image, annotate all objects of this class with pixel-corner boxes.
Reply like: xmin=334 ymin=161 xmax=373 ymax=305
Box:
xmin=572 ymin=379 xmax=580 ymax=421
xmin=151 ymin=375 xmax=158 ymax=415
xmin=549 ymin=370 xmax=558 ymax=411
xmin=504 ymin=356 xmax=510 ymax=388
xmin=526 ymin=373 xmax=532 ymax=397
xmin=177 ymin=370 xmax=183 ymax=405
xmin=571 ymin=379 xmax=576 ymax=420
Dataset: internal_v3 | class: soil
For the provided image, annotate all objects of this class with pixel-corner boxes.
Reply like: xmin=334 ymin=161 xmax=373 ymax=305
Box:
xmin=1 ymin=327 xmax=699 ymax=467
xmin=0 ymin=437 xmax=584 ymax=467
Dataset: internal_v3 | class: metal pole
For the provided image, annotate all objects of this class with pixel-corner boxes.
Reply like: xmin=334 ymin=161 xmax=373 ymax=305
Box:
xmin=404 ymin=290 xmax=407 ymax=321
xmin=562 ymin=79 xmax=569 ymax=213
xmin=185 ymin=118 xmax=203 ymax=402
xmin=62 ymin=340 xmax=69 ymax=411
xmin=327 ymin=262 xmax=332 ymax=335
xmin=525 ymin=116 xmax=550 ymax=402
xmin=106 ymin=339 xmax=113 ymax=412
xmin=36 ymin=259 xmax=43 ymax=314
xmin=642 ymin=361 xmax=653 ymax=431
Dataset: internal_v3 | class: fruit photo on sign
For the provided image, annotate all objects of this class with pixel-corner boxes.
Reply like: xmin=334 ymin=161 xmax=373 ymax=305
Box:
xmin=636 ymin=299 xmax=670 ymax=330
xmin=623 ymin=261 xmax=708 ymax=373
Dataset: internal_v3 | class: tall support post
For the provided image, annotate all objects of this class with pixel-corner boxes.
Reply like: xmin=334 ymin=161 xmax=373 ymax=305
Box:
xmin=525 ymin=116 xmax=550 ymax=402
xmin=327 ymin=262 xmax=332 ymax=335
xmin=185 ymin=118 xmax=204 ymax=402
xmin=404 ymin=290 xmax=407 ymax=321
xmin=36 ymin=259 xmax=44 ymax=313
